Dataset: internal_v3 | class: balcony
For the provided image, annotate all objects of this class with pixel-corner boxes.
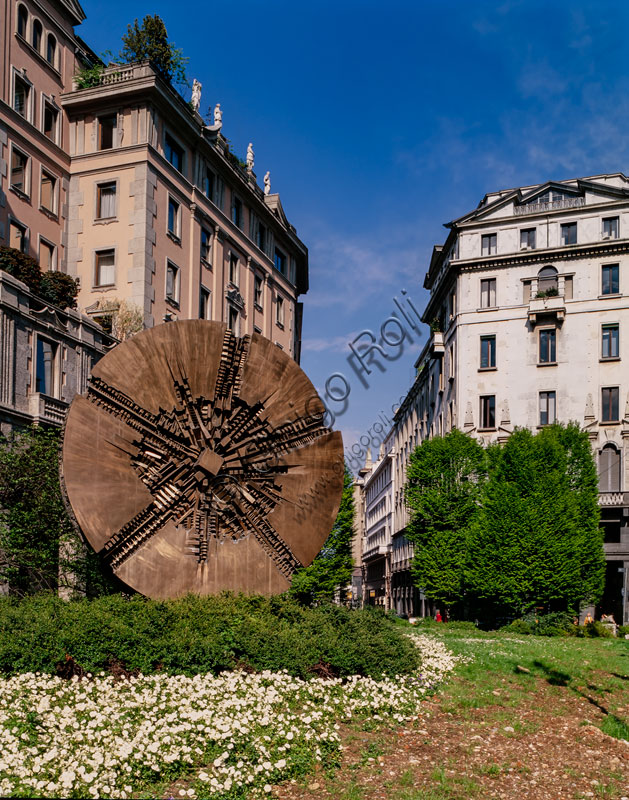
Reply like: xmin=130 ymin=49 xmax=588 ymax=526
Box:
xmin=514 ymin=197 xmax=585 ymax=216
xmin=430 ymin=331 xmax=445 ymax=357
xmin=28 ymin=393 xmax=68 ymax=426
xmin=362 ymin=543 xmax=390 ymax=562
xmin=599 ymin=492 xmax=628 ymax=507
xmin=528 ymin=294 xmax=566 ymax=324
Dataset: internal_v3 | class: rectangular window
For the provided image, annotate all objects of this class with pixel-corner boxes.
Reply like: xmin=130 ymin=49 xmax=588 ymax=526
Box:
xmin=276 ymin=295 xmax=285 ymax=327
xmin=166 ymin=261 xmax=180 ymax=304
xmin=257 ymin=222 xmax=266 ymax=252
xmin=481 ymin=233 xmax=497 ymax=256
xmin=96 ymin=182 xmax=116 ymax=219
xmin=13 ymin=74 xmax=30 ymax=119
xmin=601 ymin=387 xmax=619 ymax=423
xmin=539 ymin=391 xmax=556 ymax=426
xmin=254 ymin=275 xmax=263 ymax=308
xmin=603 ymin=217 xmax=619 ymax=239
xmin=480 ymin=395 xmax=496 ymax=429
xmin=539 ymin=328 xmax=557 ymax=364
xmin=200 ymin=228 xmax=211 ymax=263
xmin=199 ymin=287 xmax=211 ymax=320
xmin=35 ymin=338 xmax=58 ymax=396
xmin=232 ymin=195 xmax=243 ymax=228
xmin=480 ymin=278 xmax=496 ymax=308
xmin=43 ymin=100 xmax=59 ymax=143
xmin=9 ymin=221 xmax=27 ymax=252
xmin=203 ymin=168 xmax=214 ymax=201
xmin=229 ymin=254 xmax=239 ymax=286
xmin=98 ymin=115 xmax=116 ymax=150
xmin=10 ymin=148 xmax=29 ymax=195
xmin=520 ymin=228 xmax=536 ymax=249
xmin=167 ymin=197 xmax=180 ymax=239
xmin=228 ymin=305 xmax=239 ymax=335
xmin=480 ymin=335 xmax=496 ymax=369
xmin=165 ymin=134 xmax=183 ymax=171
xmin=602 ymin=263 xmax=619 ymax=295
xmin=561 ymin=222 xmax=577 ymax=245
xmin=39 ymin=239 xmax=55 ymax=270
xmin=602 ymin=324 xmax=620 ymax=359
xmin=95 ymin=249 xmax=115 ymax=286
xmin=40 ymin=170 xmax=57 ymax=214
xmin=274 ymin=248 xmax=286 ymax=275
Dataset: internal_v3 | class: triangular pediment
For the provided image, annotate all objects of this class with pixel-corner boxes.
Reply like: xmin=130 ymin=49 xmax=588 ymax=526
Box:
xmin=53 ymin=0 xmax=86 ymax=25
xmin=264 ymin=193 xmax=289 ymax=228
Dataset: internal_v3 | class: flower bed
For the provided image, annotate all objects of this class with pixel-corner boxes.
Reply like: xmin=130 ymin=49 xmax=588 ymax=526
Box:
xmin=0 ymin=635 xmax=463 ymax=799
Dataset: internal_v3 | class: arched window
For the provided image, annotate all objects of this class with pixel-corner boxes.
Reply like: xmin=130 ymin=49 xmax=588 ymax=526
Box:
xmin=17 ymin=3 xmax=28 ymax=37
xmin=32 ymin=19 xmax=42 ymax=51
xmin=46 ymin=33 xmax=56 ymax=66
xmin=537 ymin=265 xmax=558 ymax=294
xmin=599 ymin=443 xmax=621 ymax=493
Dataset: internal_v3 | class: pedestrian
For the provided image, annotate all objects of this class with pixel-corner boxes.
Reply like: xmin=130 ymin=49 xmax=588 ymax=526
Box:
xmin=435 ymin=610 xmax=443 ymax=622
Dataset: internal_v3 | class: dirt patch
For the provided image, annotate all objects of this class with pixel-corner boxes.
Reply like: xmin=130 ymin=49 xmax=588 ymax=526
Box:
xmin=273 ymin=678 xmax=629 ymax=800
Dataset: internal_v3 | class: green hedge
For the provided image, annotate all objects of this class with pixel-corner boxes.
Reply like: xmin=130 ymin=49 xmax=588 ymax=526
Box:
xmin=0 ymin=594 xmax=421 ymax=678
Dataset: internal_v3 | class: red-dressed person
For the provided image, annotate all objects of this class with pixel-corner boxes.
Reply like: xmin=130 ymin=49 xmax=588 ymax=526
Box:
xmin=435 ymin=610 xmax=443 ymax=622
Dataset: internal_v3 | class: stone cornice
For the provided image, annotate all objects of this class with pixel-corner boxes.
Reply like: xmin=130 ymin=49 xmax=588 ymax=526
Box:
xmin=455 ymin=239 xmax=629 ymax=272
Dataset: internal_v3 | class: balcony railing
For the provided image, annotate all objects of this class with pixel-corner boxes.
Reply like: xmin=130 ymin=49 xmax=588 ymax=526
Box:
xmin=514 ymin=197 xmax=585 ymax=216
xmin=599 ymin=492 xmax=628 ymax=507
xmin=430 ymin=331 xmax=445 ymax=357
xmin=28 ymin=393 xmax=68 ymax=426
xmin=528 ymin=294 xmax=566 ymax=324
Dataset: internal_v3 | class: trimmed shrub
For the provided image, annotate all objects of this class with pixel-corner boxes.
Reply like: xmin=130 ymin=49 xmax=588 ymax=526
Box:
xmin=0 ymin=594 xmax=421 ymax=679
xmin=582 ymin=620 xmax=613 ymax=638
xmin=505 ymin=611 xmax=577 ymax=637
xmin=0 ymin=247 xmax=41 ymax=293
xmin=39 ymin=271 xmax=79 ymax=309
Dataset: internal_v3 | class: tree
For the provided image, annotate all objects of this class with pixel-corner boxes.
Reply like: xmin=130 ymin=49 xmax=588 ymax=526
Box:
xmin=404 ymin=429 xmax=486 ymax=610
xmin=0 ymin=247 xmax=79 ymax=309
xmin=465 ymin=424 xmax=603 ymax=617
xmin=120 ymin=15 xmax=188 ymax=85
xmin=290 ymin=466 xmax=355 ymax=604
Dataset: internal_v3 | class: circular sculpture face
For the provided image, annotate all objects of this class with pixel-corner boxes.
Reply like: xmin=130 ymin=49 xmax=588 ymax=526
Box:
xmin=61 ymin=321 xmax=344 ymax=598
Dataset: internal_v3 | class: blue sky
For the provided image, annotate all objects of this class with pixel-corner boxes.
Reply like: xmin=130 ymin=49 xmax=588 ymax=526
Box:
xmin=79 ymin=0 xmax=629 ymax=468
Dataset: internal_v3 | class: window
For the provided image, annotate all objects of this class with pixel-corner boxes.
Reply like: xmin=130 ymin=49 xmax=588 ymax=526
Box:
xmin=274 ymin=248 xmax=286 ymax=275
xmin=228 ymin=305 xmax=239 ymax=335
xmin=539 ymin=391 xmax=556 ymax=426
xmin=602 ymin=263 xmax=619 ymax=295
xmin=539 ymin=328 xmax=556 ymax=364
xmin=199 ymin=287 xmax=211 ymax=320
xmin=480 ymin=335 xmax=496 ymax=369
xmin=537 ymin=265 xmax=558 ymax=294
xmin=228 ymin=253 xmax=239 ymax=286
xmin=203 ymin=168 xmax=214 ymax=201
xmin=276 ymin=295 xmax=285 ymax=327
xmin=560 ymin=222 xmax=577 ymax=245
xmin=35 ymin=338 xmax=58 ymax=396
xmin=42 ymin=100 xmax=58 ymax=142
xmin=480 ymin=395 xmax=495 ymax=429
xmin=480 ymin=278 xmax=496 ymax=308
xmin=256 ymin=222 xmax=267 ymax=252
xmin=9 ymin=220 xmax=27 ymax=252
xmin=602 ymin=324 xmax=619 ymax=359
xmin=601 ymin=387 xmax=619 ymax=423
xmin=96 ymin=182 xmax=116 ymax=219
xmin=95 ymin=249 xmax=115 ymax=286
xmin=46 ymin=33 xmax=56 ymax=66
xmin=39 ymin=239 xmax=55 ymax=270
xmin=17 ymin=3 xmax=27 ymax=36
xmin=167 ymin=197 xmax=180 ymax=239
xmin=32 ymin=19 xmax=42 ymax=51
xmin=98 ymin=115 xmax=116 ymax=150
xmin=200 ymin=228 xmax=211 ymax=263
xmin=165 ymin=134 xmax=183 ymax=172
xmin=520 ymin=228 xmax=536 ymax=249
xmin=603 ymin=217 xmax=619 ymax=239
xmin=599 ymin=444 xmax=621 ymax=493
xmin=481 ymin=233 xmax=497 ymax=256
xmin=10 ymin=148 xmax=29 ymax=195
xmin=40 ymin=170 xmax=57 ymax=214
xmin=231 ymin=195 xmax=243 ymax=228
xmin=254 ymin=275 xmax=263 ymax=308
xmin=13 ymin=74 xmax=30 ymax=119
xmin=166 ymin=261 xmax=180 ymax=304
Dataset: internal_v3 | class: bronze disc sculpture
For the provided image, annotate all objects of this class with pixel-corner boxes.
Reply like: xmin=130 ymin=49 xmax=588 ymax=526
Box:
xmin=61 ymin=321 xmax=344 ymax=599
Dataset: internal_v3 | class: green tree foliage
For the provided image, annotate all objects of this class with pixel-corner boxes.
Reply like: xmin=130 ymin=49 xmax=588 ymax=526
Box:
xmin=120 ymin=15 xmax=188 ymax=85
xmin=0 ymin=247 xmax=41 ymax=293
xmin=465 ymin=424 xmax=603 ymax=616
xmin=404 ymin=429 xmax=486 ymax=609
xmin=290 ymin=466 xmax=355 ymax=604
xmin=0 ymin=248 xmax=78 ymax=309
xmin=0 ymin=427 xmax=116 ymax=597
xmin=38 ymin=271 xmax=79 ymax=310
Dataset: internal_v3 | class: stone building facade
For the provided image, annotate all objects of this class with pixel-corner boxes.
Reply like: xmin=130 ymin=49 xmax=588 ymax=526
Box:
xmin=359 ymin=173 xmax=629 ymax=624
xmin=0 ymin=0 xmax=309 ymax=432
